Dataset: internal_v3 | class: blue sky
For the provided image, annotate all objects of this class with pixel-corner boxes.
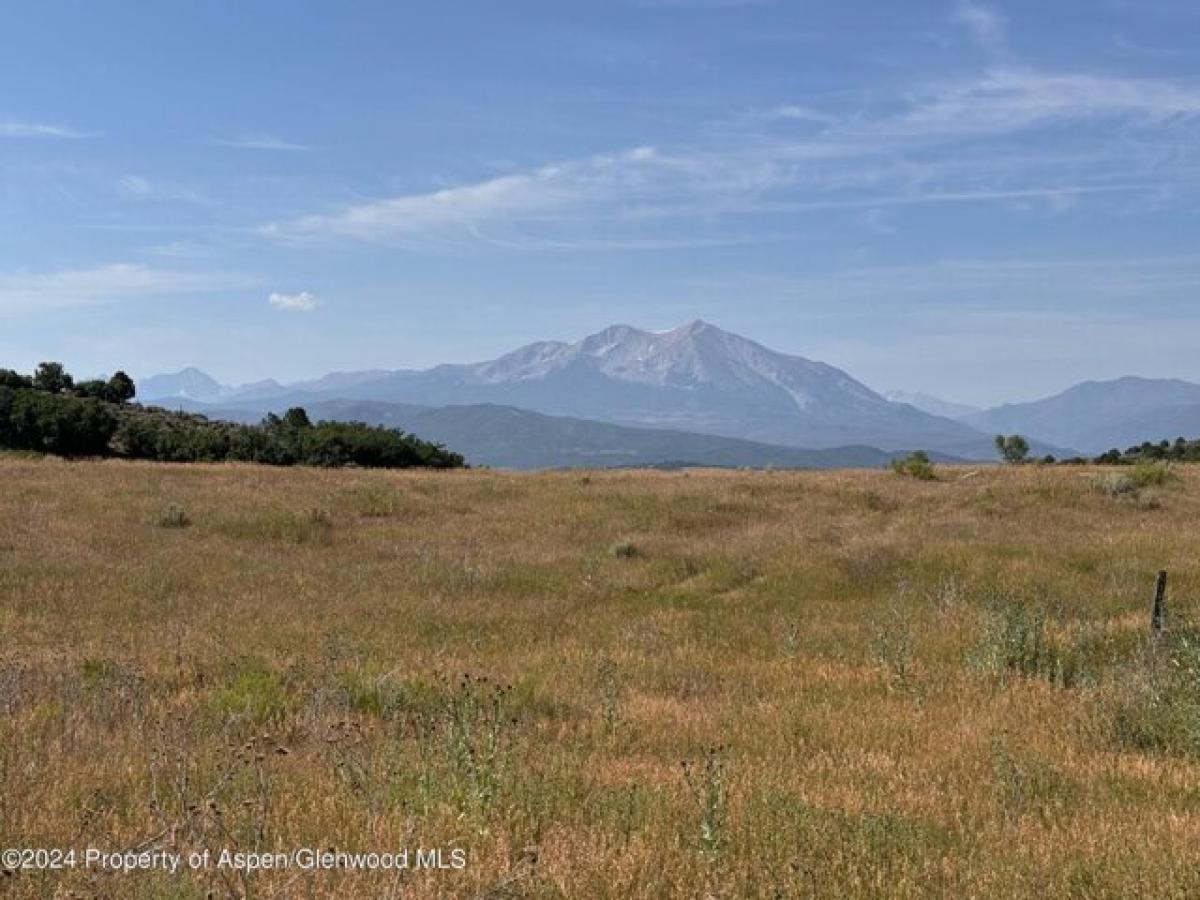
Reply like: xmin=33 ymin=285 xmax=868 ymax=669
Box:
xmin=1 ymin=0 xmax=1198 ymax=406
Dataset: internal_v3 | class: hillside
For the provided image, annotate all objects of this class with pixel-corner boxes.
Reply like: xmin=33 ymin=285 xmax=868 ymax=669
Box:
xmin=166 ymin=397 xmax=960 ymax=470
xmin=1076 ymin=400 xmax=1200 ymax=453
xmin=966 ymin=377 xmax=1200 ymax=454
xmin=3 ymin=459 xmax=1200 ymax=897
xmin=0 ymin=365 xmax=464 ymax=469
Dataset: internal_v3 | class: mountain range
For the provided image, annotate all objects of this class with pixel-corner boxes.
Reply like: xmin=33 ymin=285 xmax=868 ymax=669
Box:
xmin=141 ymin=321 xmax=1016 ymax=463
xmin=138 ymin=320 xmax=1200 ymax=469
xmin=961 ymin=377 xmax=1200 ymax=454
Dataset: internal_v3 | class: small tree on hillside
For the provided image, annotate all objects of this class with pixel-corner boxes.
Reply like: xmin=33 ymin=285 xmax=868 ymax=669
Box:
xmin=995 ymin=434 xmax=1030 ymax=465
xmin=33 ymin=362 xmax=73 ymax=395
xmin=70 ymin=371 xmax=135 ymax=403
xmin=107 ymin=371 xmax=136 ymax=403
xmin=73 ymin=380 xmax=111 ymax=401
xmin=281 ymin=407 xmax=312 ymax=430
xmin=0 ymin=368 xmax=32 ymax=390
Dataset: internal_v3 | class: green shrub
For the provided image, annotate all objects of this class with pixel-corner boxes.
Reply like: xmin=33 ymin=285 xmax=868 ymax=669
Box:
xmin=1092 ymin=472 xmax=1139 ymax=498
xmin=80 ymin=657 xmax=121 ymax=688
xmin=0 ymin=368 xmax=33 ymax=390
xmin=970 ymin=595 xmax=1090 ymax=688
xmin=33 ymin=361 xmax=73 ymax=395
xmin=995 ymin=434 xmax=1030 ymax=465
xmin=1091 ymin=462 xmax=1173 ymax=505
xmin=0 ymin=386 xmax=117 ymax=456
xmin=609 ymin=539 xmax=640 ymax=558
xmin=340 ymin=669 xmax=390 ymax=717
xmin=890 ymin=451 xmax=936 ymax=481
xmin=1130 ymin=460 xmax=1173 ymax=488
xmin=214 ymin=665 xmax=291 ymax=725
xmin=1105 ymin=629 xmax=1200 ymax=757
xmin=682 ymin=745 xmax=729 ymax=854
xmin=155 ymin=503 xmax=191 ymax=529
xmin=74 ymin=372 xmax=135 ymax=404
xmin=413 ymin=673 xmax=515 ymax=814
xmin=870 ymin=597 xmax=915 ymax=691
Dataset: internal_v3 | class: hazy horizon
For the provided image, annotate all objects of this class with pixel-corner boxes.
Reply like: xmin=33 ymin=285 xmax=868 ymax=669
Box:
xmin=4 ymin=1 xmax=1200 ymax=407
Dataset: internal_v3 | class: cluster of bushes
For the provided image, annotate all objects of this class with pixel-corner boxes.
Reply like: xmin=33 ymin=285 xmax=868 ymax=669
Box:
xmin=1 ymin=361 xmax=135 ymax=403
xmin=969 ymin=595 xmax=1096 ymax=688
xmin=891 ymin=431 xmax=1200 ymax=472
xmin=1002 ymin=433 xmax=1200 ymax=467
xmin=989 ymin=432 xmax=1200 ymax=467
xmin=966 ymin=590 xmax=1200 ymax=758
xmin=1090 ymin=459 xmax=1174 ymax=505
xmin=0 ymin=385 xmax=118 ymax=456
xmin=117 ymin=405 xmax=463 ymax=468
xmin=889 ymin=450 xmax=936 ymax=481
xmin=0 ymin=362 xmax=465 ymax=469
xmin=1094 ymin=438 xmax=1200 ymax=465
xmin=1106 ymin=629 xmax=1200 ymax=757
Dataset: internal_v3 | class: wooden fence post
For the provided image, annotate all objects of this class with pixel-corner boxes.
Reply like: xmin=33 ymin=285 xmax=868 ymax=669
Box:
xmin=1151 ymin=570 xmax=1167 ymax=637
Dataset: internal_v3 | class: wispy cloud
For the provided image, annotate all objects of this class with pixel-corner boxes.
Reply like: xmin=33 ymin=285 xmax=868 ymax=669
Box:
xmin=691 ymin=256 xmax=1200 ymax=307
xmin=0 ymin=120 xmax=88 ymax=139
xmin=952 ymin=2 xmax=1008 ymax=57
xmin=874 ymin=67 xmax=1200 ymax=140
xmin=263 ymin=102 xmax=1190 ymax=248
xmin=1113 ymin=33 xmax=1198 ymax=57
xmin=755 ymin=104 xmax=837 ymax=124
xmin=117 ymin=175 xmax=211 ymax=205
xmin=267 ymin=291 xmax=318 ymax=312
xmin=261 ymin=4 xmax=1200 ymax=250
xmin=0 ymin=264 xmax=250 ymax=315
xmin=142 ymin=240 xmax=211 ymax=259
xmin=210 ymin=133 xmax=313 ymax=151
xmin=264 ymin=148 xmax=661 ymax=245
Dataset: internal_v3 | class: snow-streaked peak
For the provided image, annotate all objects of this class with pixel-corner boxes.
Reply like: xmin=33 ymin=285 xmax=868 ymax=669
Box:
xmin=137 ymin=366 xmax=229 ymax=402
xmin=462 ymin=320 xmax=885 ymax=415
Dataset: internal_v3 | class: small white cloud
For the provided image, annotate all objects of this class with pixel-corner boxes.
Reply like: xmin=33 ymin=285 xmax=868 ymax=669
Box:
xmin=144 ymin=240 xmax=207 ymax=259
xmin=268 ymin=291 xmax=318 ymax=312
xmin=760 ymin=105 xmax=836 ymax=123
xmin=211 ymin=133 xmax=313 ymax=151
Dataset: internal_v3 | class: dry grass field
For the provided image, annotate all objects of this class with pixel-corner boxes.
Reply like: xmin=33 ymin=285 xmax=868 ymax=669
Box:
xmin=3 ymin=456 xmax=1200 ymax=898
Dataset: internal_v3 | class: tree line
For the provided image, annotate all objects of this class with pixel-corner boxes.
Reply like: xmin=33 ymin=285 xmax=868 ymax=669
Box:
xmin=994 ymin=432 xmax=1200 ymax=466
xmin=1092 ymin=439 xmax=1200 ymax=465
xmin=0 ymin=362 xmax=465 ymax=468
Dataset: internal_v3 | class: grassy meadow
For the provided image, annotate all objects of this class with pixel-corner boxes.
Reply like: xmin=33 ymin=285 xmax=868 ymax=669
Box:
xmin=2 ymin=456 xmax=1200 ymax=897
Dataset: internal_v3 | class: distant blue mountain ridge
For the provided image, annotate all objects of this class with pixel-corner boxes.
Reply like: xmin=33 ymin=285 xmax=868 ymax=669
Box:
xmin=140 ymin=321 xmax=1197 ymax=466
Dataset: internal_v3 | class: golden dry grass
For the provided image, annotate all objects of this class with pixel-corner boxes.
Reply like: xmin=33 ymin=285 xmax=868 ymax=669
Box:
xmin=2 ymin=457 xmax=1200 ymax=898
